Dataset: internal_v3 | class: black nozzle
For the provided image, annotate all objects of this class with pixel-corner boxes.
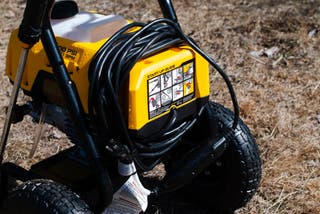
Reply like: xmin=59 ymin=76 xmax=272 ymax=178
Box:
xmin=18 ymin=0 xmax=51 ymax=46
xmin=158 ymin=0 xmax=178 ymax=23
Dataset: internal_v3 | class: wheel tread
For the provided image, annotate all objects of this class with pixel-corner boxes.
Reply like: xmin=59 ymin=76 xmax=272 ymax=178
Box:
xmin=1 ymin=179 xmax=92 ymax=214
xmin=209 ymin=102 xmax=262 ymax=210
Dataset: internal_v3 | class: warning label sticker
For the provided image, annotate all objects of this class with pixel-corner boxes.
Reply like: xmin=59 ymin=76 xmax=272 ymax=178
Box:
xmin=149 ymin=93 xmax=161 ymax=112
xmin=148 ymin=60 xmax=195 ymax=119
xmin=184 ymin=78 xmax=194 ymax=96
xmin=161 ymin=88 xmax=173 ymax=106
xmin=148 ymin=76 xmax=161 ymax=95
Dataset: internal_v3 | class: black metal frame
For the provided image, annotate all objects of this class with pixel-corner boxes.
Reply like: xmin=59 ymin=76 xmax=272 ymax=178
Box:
xmin=0 ymin=0 xmax=180 ymax=209
xmin=40 ymin=1 xmax=113 ymax=209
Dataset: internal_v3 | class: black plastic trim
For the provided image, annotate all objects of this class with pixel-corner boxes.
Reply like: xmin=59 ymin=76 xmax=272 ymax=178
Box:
xmin=51 ymin=0 xmax=79 ymax=19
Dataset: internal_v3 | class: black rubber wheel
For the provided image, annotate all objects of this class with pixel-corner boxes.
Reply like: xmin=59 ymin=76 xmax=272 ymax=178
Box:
xmin=149 ymin=101 xmax=262 ymax=213
xmin=0 ymin=179 xmax=93 ymax=214
xmin=184 ymin=101 xmax=262 ymax=213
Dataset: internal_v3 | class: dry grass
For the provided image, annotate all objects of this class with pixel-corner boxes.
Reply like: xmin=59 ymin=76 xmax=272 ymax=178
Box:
xmin=0 ymin=0 xmax=319 ymax=213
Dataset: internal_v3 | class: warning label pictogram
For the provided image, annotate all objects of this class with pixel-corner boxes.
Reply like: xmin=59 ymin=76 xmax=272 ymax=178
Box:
xmin=147 ymin=60 xmax=195 ymax=119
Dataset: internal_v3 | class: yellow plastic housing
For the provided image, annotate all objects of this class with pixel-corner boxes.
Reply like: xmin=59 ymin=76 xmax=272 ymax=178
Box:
xmin=128 ymin=46 xmax=209 ymax=130
xmin=6 ymin=30 xmax=107 ymax=113
xmin=6 ymin=31 xmax=210 ymax=131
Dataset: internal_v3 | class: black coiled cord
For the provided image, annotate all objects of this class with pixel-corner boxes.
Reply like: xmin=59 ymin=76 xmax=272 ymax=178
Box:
xmin=88 ymin=18 xmax=239 ymax=171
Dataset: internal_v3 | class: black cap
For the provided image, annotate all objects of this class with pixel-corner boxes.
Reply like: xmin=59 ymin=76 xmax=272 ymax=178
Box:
xmin=51 ymin=0 xmax=79 ymax=19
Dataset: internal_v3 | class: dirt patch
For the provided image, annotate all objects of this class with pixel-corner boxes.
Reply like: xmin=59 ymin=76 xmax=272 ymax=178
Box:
xmin=0 ymin=0 xmax=319 ymax=213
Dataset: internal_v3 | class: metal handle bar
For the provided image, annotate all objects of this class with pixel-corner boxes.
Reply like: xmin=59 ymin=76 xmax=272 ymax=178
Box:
xmin=18 ymin=0 xmax=179 ymax=46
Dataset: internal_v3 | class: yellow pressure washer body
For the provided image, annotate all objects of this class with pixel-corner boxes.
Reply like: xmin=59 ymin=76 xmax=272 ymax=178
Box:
xmin=6 ymin=12 xmax=210 ymax=135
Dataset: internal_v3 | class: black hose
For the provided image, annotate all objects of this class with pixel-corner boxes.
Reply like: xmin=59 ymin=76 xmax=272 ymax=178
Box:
xmin=88 ymin=18 xmax=239 ymax=169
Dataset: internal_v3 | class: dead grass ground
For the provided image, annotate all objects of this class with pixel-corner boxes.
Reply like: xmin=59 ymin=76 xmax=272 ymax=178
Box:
xmin=0 ymin=0 xmax=319 ymax=213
